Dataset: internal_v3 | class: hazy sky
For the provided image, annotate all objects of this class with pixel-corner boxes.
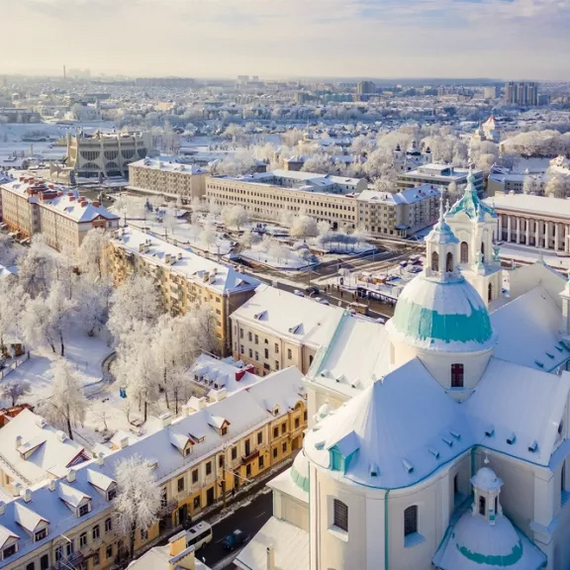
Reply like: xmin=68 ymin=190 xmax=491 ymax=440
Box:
xmin=3 ymin=0 xmax=570 ymax=80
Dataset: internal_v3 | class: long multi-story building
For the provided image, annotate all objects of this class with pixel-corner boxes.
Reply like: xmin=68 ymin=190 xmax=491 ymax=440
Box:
xmin=107 ymin=228 xmax=259 ymax=353
xmin=206 ymin=174 xmax=440 ymax=237
xmin=66 ymin=131 xmax=150 ymax=179
xmin=485 ymin=193 xmax=570 ymax=253
xmin=397 ymin=164 xmax=484 ymax=195
xmin=128 ymin=158 xmax=208 ymax=201
xmin=0 ymin=367 xmax=306 ymax=570
xmin=0 ymin=176 xmax=119 ymax=251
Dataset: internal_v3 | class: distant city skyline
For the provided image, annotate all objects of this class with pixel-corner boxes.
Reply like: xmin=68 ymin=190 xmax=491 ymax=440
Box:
xmin=4 ymin=0 xmax=570 ymax=80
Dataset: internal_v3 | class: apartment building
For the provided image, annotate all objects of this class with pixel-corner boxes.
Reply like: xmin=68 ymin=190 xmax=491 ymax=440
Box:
xmin=397 ymin=164 xmax=484 ymax=195
xmin=0 ymin=176 xmax=119 ymax=250
xmin=0 ymin=367 xmax=306 ymax=570
xmin=107 ymin=228 xmax=259 ymax=353
xmin=503 ymin=81 xmax=539 ymax=106
xmin=357 ymin=184 xmax=440 ymax=237
xmin=230 ymin=285 xmax=344 ymax=375
xmin=66 ymin=131 xmax=150 ymax=179
xmin=128 ymin=158 xmax=208 ymax=201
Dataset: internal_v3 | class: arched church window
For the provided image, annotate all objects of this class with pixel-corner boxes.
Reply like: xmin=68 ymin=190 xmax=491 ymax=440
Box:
xmin=446 ymin=252 xmax=454 ymax=273
xmin=488 ymin=284 xmax=493 ymax=302
xmin=404 ymin=505 xmax=418 ymax=536
xmin=451 ymin=364 xmax=464 ymax=388
xmin=460 ymin=242 xmax=469 ymax=264
xmin=479 ymin=496 xmax=486 ymax=516
xmin=494 ymin=496 xmax=498 ymax=513
xmin=431 ymin=251 xmax=439 ymax=272
xmin=481 ymin=242 xmax=485 ymax=262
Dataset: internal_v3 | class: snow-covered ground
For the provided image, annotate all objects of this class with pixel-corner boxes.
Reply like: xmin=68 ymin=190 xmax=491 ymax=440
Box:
xmin=240 ymin=245 xmax=318 ymax=270
xmin=2 ymin=332 xmax=112 ymax=403
xmin=129 ymin=217 xmax=234 ymax=256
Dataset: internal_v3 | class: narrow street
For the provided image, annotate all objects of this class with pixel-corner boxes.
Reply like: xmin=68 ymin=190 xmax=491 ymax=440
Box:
xmin=187 ymin=490 xmax=272 ymax=569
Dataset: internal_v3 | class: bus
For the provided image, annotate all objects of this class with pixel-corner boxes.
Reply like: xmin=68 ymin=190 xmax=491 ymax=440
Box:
xmin=186 ymin=521 xmax=213 ymax=550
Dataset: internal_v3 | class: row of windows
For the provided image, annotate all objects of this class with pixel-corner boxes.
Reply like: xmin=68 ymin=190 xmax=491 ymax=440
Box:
xmin=332 ymin=499 xmax=418 ymax=538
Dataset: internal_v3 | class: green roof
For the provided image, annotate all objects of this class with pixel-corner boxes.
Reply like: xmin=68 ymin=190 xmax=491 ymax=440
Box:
xmin=447 ymin=171 xmax=496 ymax=220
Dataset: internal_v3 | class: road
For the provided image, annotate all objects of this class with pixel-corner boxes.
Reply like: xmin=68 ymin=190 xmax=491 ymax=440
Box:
xmin=194 ymin=490 xmax=273 ymax=569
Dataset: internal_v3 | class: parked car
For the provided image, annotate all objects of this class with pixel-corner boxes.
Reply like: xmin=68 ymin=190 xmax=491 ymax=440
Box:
xmin=222 ymin=529 xmax=250 ymax=551
xmin=305 ymin=285 xmax=320 ymax=296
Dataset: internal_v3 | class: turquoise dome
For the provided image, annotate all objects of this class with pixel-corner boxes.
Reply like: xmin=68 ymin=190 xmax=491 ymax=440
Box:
xmin=388 ymin=273 xmax=495 ymax=351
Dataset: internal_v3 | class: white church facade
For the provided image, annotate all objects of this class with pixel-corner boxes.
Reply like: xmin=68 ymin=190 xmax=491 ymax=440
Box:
xmin=235 ymin=170 xmax=570 ymax=570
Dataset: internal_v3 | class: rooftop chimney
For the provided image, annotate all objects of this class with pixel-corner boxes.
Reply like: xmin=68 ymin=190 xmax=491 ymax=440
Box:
xmin=67 ymin=469 xmax=76 ymax=483
xmin=266 ymin=545 xmax=275 ymax=570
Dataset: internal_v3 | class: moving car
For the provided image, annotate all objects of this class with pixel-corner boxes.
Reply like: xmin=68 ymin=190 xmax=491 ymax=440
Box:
xmin=222 ymin=529 xmax=250 ymax=551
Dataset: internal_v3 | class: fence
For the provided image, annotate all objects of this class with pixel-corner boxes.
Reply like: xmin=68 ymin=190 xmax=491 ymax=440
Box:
xmin=0 ymin=351 xmax=30 ymax=379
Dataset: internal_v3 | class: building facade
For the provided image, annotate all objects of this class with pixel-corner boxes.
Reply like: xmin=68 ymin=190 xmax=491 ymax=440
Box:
xmin=0 ymin=176 xmax=119 ymax=251
xmin=66 ymin=131 xmax=150 ymax=179
xmin=230 ymin=284 xmax=344 ymax=375
xmin=397 ymin=164 xmax=484 ymax=195
xmin=107 ymin=228 xmax=259 ymax=353
xmin=128 ymin=159 xmax=208 ymax=201
xmin=488 ymin=193 xmax=570 ymax=253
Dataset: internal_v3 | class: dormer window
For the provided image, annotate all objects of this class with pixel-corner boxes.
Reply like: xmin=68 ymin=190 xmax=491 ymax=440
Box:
xmin=79 ymin=503 xmax=90 ymax=517
xmin=221 ymin=426 xmax=228 ymax=436
xmin=35 ymin=528 xmax=47 ymax=542
xmin=3 ymin=544 xmax=17 ymax=559
xmin=107 ymin=487 xmax=117 ymax=501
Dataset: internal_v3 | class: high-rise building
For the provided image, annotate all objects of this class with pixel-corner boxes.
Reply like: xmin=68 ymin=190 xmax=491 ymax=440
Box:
xmin=357 ymin=80 xmax=376 ymax=95
xmin=503 ymin=81 xmax=539 ymax=106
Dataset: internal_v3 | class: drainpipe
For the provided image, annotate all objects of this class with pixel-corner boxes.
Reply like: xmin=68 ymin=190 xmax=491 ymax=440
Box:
xmin=471 ymin=448 xmax=476 ymax=478
xmin=384 ymin=489 xmax=390 ymax=570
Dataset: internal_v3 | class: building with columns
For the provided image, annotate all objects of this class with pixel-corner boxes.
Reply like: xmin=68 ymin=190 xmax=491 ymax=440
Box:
xmin=235 ymin=178 xmax=570 ymax=570
xmin=485 ymin=193 xmax=570 ymax=253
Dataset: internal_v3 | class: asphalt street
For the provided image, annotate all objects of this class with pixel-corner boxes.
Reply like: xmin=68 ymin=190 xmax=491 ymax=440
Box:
xmin=196 ymin=490 xmax=273 ymax=568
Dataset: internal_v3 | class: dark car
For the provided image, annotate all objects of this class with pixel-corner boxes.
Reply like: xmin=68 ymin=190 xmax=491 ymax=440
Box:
xmin=304 ymin=285 xmax=320 ymax=296
xmin=222 ymin=529 xmax=250 ymax=551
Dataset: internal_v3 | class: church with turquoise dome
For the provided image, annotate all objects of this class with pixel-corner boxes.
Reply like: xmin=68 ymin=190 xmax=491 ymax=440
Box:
xmin=235 ymin=173 xmax=570 ymax=570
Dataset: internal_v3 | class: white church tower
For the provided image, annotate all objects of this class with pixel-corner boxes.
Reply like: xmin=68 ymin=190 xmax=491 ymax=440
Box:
xmin=445 ymin=167 xmax=503 ymax=307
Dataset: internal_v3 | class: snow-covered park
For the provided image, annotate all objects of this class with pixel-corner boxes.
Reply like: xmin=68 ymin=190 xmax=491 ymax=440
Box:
xmin=0 ymin=228 xmax=221 ymax=448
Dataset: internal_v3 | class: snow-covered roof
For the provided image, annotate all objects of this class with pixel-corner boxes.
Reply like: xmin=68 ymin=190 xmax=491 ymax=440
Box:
xmin=400 ymin=164 xmax=483 ymax=182
xmin=190 ymin=353 xmax=261 ymax=395
xmin=305 ymin=359 xmax=472 ymax=489
xmin=112 ymin=228 xmax=259 ymax=295
xmin=0 ymin=368 xmax=305 ymax=567
xmin=491 ymin=285 xmax=570 ymax=371
xmin=234 ymin=517 xmax=309 ymax=570
xmin=434 ymin=505 xmax=546 ymax=569
xmin=1 ymin=177 xmax=119 ymax=224
xmin=129 ymin=158 xmax=207 ymax=175
xmin=0 ymin=409 xmax=88 ymax=486
xmin=447 ymin=169 xmax=496 ymax=220
xmin=485 ymin=193 xmax=570 ymax=220
xmin=463 ymin=357 xmax=570 ymax=467
xmin=307 ymin=313 xmax=391 ymax=396
xmin=271 ymin=169 xmax=363 ymax=187
xmin=357 ymin=184 xmax=439 ymax=206
xmin=126 ymin=543 xmax=211 ymax=570
xmin=387 ymin=274 xmax=496 ymax=353
xmin=230 ymin=284 xmax=343 ymax=348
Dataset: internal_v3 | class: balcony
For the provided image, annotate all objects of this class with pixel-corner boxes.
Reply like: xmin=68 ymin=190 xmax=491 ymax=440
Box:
xmin=158 ymin=499 xmax=178 ymax=516
xmin=241 ymin=449 xmax=260 ymax=465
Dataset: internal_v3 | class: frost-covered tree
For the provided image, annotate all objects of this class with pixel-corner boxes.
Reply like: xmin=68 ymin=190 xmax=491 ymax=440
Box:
xmin=2 ymin=380 xmax=30 ymax=406
xmin=114 ymin=453 xmax=161 ymax=558
xmin=42 ymin=359 xmax=87 ymax=440
xmin=21 ymin=282 xmax=75 ymax=356
xmin=240 ymin=229 xmax=254 ymax=249
xmin=77 ymin=229 xmax=109 ymax=281
xmin=75 ymin=277 xmax=113 ymax=337
xmin=0 ymin=234 xmax=17 ymax=267
xmin=18 ymin=234 xmax=53 ymax=298
xmin=545 ymin=172 xmax=570 ymax=199
xmin=108 ymin=274 xmax=161 ymax=345
xmin=0 ymin=280 xmax=26 ymax=353
xmin=222 ymin=205 xmax=248 ymax=231
xmin=291 ymin=215 xmax=318 ymax=241
xmin=201 ymin=222 xmax=217 ymax=252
